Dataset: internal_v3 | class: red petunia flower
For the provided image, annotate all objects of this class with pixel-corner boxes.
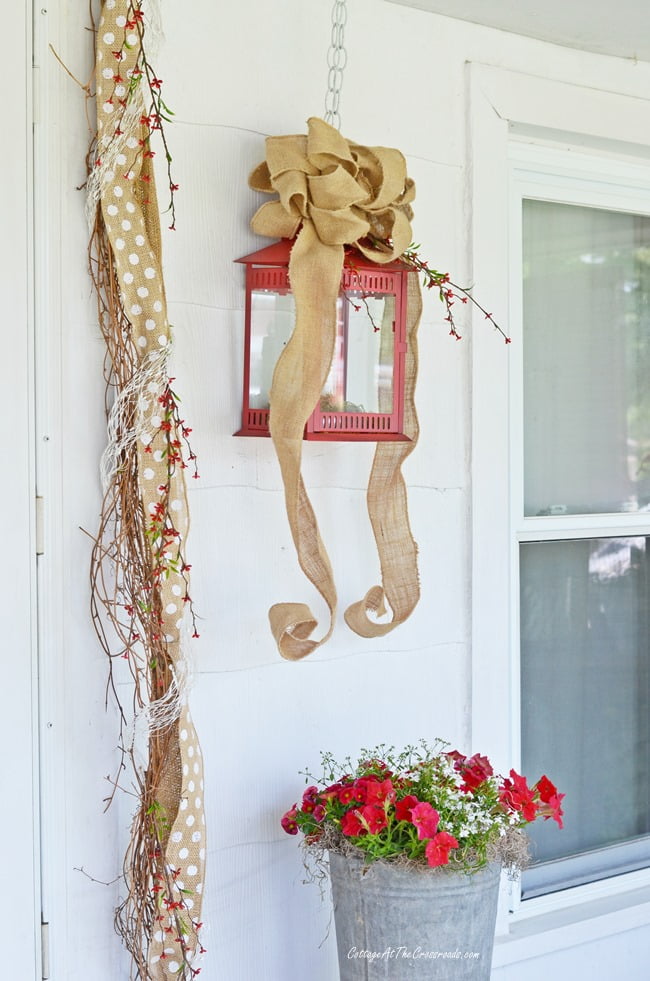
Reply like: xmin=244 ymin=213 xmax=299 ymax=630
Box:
xmin=536 ymin=775 xmax=557 ymax=803
xmin=341 ymin=810 xmax=365 ymax=837
xmin=425 ymin=831 xmax=459 ymax=867
xmin=499 ymin=769 xmax=538 ymax=822
xmin=320 ymin=782 xmax=344 ymax=801
xmin=338 ymin=786 xmax=356 ymax=805
xmin=448 ymin=750 xmax=493 ymax=791
xmin=535 ymin=775 xmax=565 ymax=828
xmin=354 ymin=777 xmax=395 ymax=806
xmin=459 ymin=753 xmax=493 ymax=791
xmin=394 ymin=794 xmax=419 ymax=822
xmin=359 ymin=804 xmax=388 ymax=835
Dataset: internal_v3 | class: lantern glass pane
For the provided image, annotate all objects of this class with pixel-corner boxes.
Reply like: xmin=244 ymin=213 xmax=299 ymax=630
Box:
xmin=320 ymin=293 xmax=395 ymax=414
xmin=249 ymin=289 xmax=295 ymax=409
xmin=250 ymin=288 xmax=397 ymax=416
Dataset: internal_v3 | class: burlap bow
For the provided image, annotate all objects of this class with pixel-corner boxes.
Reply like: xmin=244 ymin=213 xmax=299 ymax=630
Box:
xmin=249 ymin=117 xmax=421 ymax=660
xmin=249 ymin=116 xmax=415 ymax=259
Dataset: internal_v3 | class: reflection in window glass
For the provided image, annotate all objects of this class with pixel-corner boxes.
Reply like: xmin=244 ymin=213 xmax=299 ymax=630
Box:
xmin=521 ymin=537 xmax=650 ymax=877
xmin=523 ymin=201 xmax=650 ymax=516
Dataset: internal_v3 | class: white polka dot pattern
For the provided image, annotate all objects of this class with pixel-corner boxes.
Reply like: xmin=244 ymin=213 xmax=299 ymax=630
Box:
xmin=95 ymin=3 xmax=205 ymax=978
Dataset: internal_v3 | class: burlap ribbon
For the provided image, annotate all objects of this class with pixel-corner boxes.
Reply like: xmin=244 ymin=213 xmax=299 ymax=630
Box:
xmin=249 ymin=117 xmax=421 ymax=659
xmin=95 ymin=3 xmax=204 ymax=977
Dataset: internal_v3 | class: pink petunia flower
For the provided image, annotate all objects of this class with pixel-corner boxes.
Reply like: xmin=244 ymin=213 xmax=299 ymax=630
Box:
xmin=410 ymin=802 xmax=440 ymax=840
xmin=281 ymin=805 xmax=299 ymax=835
xmin=312 ymin=804 xmax=326 ymax=823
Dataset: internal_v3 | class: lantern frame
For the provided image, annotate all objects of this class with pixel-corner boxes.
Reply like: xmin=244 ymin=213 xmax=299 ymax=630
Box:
xmin=235 ymin=238 xmax=411 ymax=441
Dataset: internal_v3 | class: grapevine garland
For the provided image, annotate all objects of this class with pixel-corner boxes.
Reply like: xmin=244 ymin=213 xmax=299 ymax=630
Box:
xmin=87 ymin=1 xmax=205 ymax=978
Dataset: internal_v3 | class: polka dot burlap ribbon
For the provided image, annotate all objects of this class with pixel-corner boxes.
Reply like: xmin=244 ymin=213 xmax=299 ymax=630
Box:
xmin=249 ymin=118 xmax=421 ymax=660
xmin=94 ymin=2 xmax=204 ymax=976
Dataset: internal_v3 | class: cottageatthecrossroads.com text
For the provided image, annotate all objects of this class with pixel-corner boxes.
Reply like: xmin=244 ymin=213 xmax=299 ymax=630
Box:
xmin=347 ymin=946 xmax=481 ymax=962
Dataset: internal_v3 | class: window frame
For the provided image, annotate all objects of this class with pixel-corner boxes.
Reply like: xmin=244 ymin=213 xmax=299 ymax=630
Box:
xmin=468 ymin=63 xmax=650 ymax=919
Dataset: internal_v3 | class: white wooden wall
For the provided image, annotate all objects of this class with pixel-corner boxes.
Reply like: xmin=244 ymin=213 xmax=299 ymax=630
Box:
xmin=25 ymin=0 xmax=650 ymax=978
xmin=2 ymin=3 xmax=40 ymax=977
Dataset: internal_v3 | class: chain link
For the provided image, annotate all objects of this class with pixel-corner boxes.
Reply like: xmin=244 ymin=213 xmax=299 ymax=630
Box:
xmin=324 ymin=0 xmax=348 ymax=130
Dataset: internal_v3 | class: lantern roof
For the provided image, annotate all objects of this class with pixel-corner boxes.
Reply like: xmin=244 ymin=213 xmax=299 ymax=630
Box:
xmin=236 ymin=237 xmax=410 ymax=272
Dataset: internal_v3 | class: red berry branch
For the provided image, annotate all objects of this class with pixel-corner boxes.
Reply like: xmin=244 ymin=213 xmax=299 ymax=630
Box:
xmin=341 ymin=239 xmax=509 ymax=344
xmin=402 ymin=244 xmax=511 ymax=343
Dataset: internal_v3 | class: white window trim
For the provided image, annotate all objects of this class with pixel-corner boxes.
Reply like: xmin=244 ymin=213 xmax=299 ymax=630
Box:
xmin=468 ymin=63 xmax=650 ymax=928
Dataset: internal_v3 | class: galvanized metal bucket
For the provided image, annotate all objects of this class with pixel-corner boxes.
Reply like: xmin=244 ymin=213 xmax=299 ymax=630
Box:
xmin=329 ymin=853 xmax=500 ymax=980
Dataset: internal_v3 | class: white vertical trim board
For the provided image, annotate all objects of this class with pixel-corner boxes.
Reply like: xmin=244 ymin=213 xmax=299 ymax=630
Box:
xmin=469 ymin=61 xmax=650 ymax=935
xmin=0 ymin=2 xmax=41 ymax=977
xmin=33 ymin=3 xmax=70 ymax=977
xmin=466 ymin=60 xmax=513 ymax=769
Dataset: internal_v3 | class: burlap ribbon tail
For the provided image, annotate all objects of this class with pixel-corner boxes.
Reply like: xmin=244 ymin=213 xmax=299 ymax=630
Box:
xmin=250 ymin=117 xmax=421 ymax=659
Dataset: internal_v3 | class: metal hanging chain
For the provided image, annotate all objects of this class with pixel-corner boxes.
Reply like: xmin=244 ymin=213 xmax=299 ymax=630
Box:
xmin=324 ymin=0 xmax=348 ymax=131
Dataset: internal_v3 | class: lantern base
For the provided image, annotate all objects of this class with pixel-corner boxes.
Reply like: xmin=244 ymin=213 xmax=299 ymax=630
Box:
xmin=234 ymin=428 xmax=411 ymax=443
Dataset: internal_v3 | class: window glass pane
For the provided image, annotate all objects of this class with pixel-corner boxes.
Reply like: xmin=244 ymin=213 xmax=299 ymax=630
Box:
xmin=523 ymin=200 xmax=650 ymax=516
xmin=520 ymin=538 xmax=650 ymax=887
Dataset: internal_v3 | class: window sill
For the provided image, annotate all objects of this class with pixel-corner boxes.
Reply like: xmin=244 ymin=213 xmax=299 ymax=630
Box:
xmin=492 ymin=883 xmax=650 ymax=967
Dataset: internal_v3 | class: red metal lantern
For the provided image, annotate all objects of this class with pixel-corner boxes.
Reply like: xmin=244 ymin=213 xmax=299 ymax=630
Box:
xmin=235 ymin=238 xmax=411 ymax=441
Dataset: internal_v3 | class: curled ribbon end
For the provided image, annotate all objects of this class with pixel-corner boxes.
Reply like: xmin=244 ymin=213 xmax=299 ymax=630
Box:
xmin=269 ymin=602 xmax=320 ymax=661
